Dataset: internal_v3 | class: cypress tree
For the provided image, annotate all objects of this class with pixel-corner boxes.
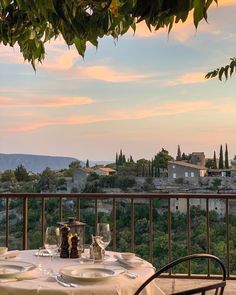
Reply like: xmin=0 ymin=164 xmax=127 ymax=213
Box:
xmin=176 ymin=145 xmax=181 ymax=161
xmin=122 ymin=154 xmax=126 ymax=164
xmin=142 ymin=164 xmax=145 ymax=177
xmin=213 ymin=151 xmax=217 ymax=169
xmin=219 ymin=145 xmax=224 ymax=169
xmin=151 ymin=158 xmax=154 ymax=177
xmin=115 ymin=152 xmax=118 ymax=165
xmin=130 ymin=155 xmax=133 ymax=163
xmin=118 ymin=149 xmax=123 ymax=165
xmin=86 ymin=159 xmax=89 ymax=168
xmin=148 ymin=160 xmax=151 ymax=176
xmin=225 ymin=144 xmax=229 ymax=169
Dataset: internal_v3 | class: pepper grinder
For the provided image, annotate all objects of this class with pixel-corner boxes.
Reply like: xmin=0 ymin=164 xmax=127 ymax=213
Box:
xmin=60 ymin=224 xmax=70 ymax=258
xmin=70 ymin=234 xmax=79 ymax=258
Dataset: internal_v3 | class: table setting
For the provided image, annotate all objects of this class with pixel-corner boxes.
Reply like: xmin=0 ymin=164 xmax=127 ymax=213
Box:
xmin=0 ymin=218 xmax=165 ymax=295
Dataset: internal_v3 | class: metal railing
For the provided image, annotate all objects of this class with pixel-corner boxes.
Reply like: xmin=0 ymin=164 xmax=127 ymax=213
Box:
xmin=0 ymin=193 xmax=236 ymax=279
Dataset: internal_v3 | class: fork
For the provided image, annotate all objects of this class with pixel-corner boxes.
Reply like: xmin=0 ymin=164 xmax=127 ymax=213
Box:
xmin=53 ymin=274 xmax=78 ymax=288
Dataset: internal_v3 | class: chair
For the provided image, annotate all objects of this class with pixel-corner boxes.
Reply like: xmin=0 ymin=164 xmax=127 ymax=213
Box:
xmin=134 ymin=253 xmax=226 ymax=295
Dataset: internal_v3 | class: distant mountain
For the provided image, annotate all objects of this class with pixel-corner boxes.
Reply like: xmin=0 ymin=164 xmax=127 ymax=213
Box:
xmin=0 ymin=154 xmax=81 ymax=173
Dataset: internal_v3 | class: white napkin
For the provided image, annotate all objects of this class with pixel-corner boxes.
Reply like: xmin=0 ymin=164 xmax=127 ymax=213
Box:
xmin=0 ymin=250 xmax=19 ymax=260
xmin=114 ymin=254 xmax=144 ymax=267
xmin=0 ymin=268 xmax=40 ymax=283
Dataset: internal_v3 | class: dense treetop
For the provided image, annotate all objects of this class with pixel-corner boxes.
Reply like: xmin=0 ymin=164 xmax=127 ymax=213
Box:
xmin=0 ymin=0 xmax=218 ymax=69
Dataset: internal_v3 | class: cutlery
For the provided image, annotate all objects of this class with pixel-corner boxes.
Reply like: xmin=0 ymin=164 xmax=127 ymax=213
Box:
xmin=124 ymin=271 xmax=138 ymax=279
xmin=54 ymin=274 xmax=78 ymax=288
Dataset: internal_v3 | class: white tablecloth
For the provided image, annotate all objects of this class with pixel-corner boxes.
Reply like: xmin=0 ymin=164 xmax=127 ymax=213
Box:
xmin=0 ymin=250 xmax=165 ymax=295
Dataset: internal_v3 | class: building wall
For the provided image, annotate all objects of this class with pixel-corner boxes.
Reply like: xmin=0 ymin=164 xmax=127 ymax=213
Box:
xmin=168 ymin=163 xmax=205 ymax=180
xmin=190 ymin=153 xmax=205 ymax=166
xmin=72 ymin=169 xmax=88 ymax=192
xmin=171 ymin=198 xmax=227 ymax=216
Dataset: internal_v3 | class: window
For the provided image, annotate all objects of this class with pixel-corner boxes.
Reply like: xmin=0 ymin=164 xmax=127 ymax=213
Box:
xmin=185 ymin=172 xmax=188 ymax=177
xmin=191 ymin=172 xmax=194 ymax=177
xmin=200 ymin=170 xmax=205 ymax=177
xmin=173 ymin=173 xmax=176 ymax=179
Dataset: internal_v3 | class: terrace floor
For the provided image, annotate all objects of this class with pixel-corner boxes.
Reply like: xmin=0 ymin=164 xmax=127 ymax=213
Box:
xmin=157 ymin=278 xmax=235 ymax=294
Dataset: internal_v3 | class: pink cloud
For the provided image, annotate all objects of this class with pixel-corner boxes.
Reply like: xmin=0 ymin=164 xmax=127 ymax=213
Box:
xmin=78 ymin=66 xmax=152 ymax=82
xmin=2 ymin=100 xmax=212 ymax=133
xmin=0 ymin=96 xmax=94 ymax=108
xmin=166 ymin=72 xmax=206 ymax=86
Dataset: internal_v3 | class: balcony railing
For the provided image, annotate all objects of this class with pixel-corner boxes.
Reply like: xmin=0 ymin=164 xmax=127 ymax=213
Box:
xmin=0 ymin=193 xmax=236 ymax=279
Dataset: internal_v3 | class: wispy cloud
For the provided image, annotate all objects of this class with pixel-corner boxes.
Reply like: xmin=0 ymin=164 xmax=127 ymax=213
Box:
xmin=0 ymin=96 xmax=94 ymax=108
xmin=77 ymin=66 xmax=152 ymax=82
xmin=2 ymin=100 xmax=211 ymax=133
xmin=166 ymin=72 xmax=206 ymax=86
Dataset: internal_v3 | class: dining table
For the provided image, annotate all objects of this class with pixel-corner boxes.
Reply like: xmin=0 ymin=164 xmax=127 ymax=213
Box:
xmin=0 ymin=249 xmax=165 ymax=295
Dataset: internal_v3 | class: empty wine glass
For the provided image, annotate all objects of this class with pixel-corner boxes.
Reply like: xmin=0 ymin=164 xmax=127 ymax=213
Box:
xmin=96 ymin=223 xmax=111 ymax=251
xmin=44 ymin=226 xmax=60 ymax=258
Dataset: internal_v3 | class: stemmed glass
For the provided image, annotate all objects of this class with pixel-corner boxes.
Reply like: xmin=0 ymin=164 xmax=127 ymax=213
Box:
xmin=96 ymin=223 xmax=111 ymax=252
xmin=44 ymin=226 xmax=60 ymax=260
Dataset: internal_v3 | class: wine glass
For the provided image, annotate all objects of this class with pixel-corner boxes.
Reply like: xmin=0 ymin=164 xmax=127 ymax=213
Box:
xmin=96 ymin=223 xmax=111 ymax=251
xmin=44 ymin=226 xmax=60 ymax=258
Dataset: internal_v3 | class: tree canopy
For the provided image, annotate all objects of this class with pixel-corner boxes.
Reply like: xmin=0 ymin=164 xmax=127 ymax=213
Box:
xmin=0 ymin=0 xmax=218 ymax=69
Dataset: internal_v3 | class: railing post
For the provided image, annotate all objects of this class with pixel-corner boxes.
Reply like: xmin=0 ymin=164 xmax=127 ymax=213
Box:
xmin=168 ymin=198 xmax=172 ymax=267
xmin=41 ymin=197 xmax=45 ymax=246
xmin=149 ymin=198 xmax=153 ymax=263
xmin=6 ymin=197 xmax=9 ymax=248
xmin=95 ymin=198 xmax=98 ymax=233
xmin=112 ymin=197 xmax=116 ymax=251
xmin=131 ymin=197 xmax=135 ymax=253
xmin=226 ymin=198 xmax=230 ymax=278
xmin=206 ymin=198 xmax=210 ymax=276
xmin=187 ymin=197 xmax=191 ymax=276
xmin=59 ymin=196 xmax=62 ymax=221
xmin=76 ymin=196 xmax=80 ymax=221
xmin=23 ymin=196 xmax=28 ymax=250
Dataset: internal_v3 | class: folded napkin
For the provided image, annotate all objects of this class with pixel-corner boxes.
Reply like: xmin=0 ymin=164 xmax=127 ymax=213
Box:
xmin=114 ymin=254 xmax=144 ymax=267
xmin=0 ymin=267 xmax=40 ymax=283
xmin=0 ymin=250 xmax=19 ymax=260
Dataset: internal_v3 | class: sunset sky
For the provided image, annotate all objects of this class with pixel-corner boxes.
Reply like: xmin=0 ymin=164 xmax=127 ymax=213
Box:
xmin=0 ymin=1 xmax=236 ymax=163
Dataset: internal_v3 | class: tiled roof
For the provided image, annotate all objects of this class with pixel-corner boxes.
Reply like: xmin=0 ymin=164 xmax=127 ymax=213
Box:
xmin=97 ymin=167 xmax=116 ymax=172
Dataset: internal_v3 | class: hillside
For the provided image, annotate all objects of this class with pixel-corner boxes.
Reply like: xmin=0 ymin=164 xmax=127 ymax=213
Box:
xmin=0 ymin=153 xmax=80 ymax=173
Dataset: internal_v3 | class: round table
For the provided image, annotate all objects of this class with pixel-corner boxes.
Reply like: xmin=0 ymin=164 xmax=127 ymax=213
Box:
xmin=0 ymin=250 xmax=164 ymax=295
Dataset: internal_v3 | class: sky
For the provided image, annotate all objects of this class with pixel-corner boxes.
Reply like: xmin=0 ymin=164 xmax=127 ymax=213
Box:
xmin=0 ymin=1 xmax=236 ymax=162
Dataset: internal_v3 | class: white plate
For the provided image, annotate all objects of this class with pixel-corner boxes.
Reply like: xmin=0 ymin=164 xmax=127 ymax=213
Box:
xmin=60 ymin=264 xmax=125 ymax=282
xmin=0 ymin=260 xmax=36 ymax=278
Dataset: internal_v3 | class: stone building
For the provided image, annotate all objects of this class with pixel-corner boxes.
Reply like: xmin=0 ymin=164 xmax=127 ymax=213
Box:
xmin=168 ymin=161 xmax=207 ymax=181
xmin=190 ymin=152 xmax=206 ymax=166
xmin=72 ymin=168 xmax=93 ymax=192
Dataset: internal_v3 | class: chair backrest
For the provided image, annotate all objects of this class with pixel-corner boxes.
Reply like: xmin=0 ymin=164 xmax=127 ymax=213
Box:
xmin=134 ymin=254 xmax=226 ymax=295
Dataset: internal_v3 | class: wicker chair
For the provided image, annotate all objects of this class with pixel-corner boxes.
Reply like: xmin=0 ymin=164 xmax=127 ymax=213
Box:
xmin=134 ymin=254 xmax=226 ymax=295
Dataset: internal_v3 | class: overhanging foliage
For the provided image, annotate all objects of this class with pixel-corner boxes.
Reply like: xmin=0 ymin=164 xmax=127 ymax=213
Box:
xmin=205 ymin=57 xmax=236 ymax=81
xmin=0 ymin=0 xmax=218 ymax=69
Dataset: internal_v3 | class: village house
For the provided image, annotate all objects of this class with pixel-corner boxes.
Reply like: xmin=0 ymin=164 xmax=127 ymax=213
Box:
xmin=168 ymin=161 xmax=208 ymax=181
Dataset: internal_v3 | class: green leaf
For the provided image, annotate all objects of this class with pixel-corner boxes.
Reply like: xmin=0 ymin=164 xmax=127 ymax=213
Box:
xmin=193 ymin=0 xmax=204 ymax=28
xmin=218 ymin=67 xmax=225 ymax=81
xmin=74 ymin=37 xmax=86 ymax=58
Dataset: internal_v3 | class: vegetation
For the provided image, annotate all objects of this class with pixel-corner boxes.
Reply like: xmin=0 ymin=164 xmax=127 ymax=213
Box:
xmin=219 ymin=145 xmax=224 ymax=169
xmin=205 ymin=57 xmax=236 ymax=81
xmin=0 ymin=0 xmax=218 ymax=69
